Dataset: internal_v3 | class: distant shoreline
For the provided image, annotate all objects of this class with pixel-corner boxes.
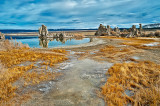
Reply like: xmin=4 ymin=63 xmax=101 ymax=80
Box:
xmin=2 ymin=28 xmax=160 ymax=36
xmin=5 ymin=33 xmax=38 ymax=36
xmin=0 ymin=29 xmax=97 ymax=34
xmin=4 ymin=30 xmax=96 ymax=36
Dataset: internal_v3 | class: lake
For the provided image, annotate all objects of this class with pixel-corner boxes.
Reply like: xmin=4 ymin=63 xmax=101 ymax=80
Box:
xmin=5 ymin=36 xmax=91 ymax=48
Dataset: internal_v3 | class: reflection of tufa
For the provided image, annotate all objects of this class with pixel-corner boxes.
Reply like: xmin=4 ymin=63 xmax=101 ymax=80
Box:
xmin=39 ymin=38 xmax=49 ymax=48
xmin=39 ymin=37 xmax=90 ymax=48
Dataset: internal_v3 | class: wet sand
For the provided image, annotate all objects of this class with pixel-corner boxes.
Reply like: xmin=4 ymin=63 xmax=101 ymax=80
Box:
xmin=23 ymin=55 xmax=113 ymax=106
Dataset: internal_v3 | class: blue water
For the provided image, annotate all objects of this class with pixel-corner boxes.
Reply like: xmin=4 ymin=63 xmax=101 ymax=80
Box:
xmin=5 ymin=36 xmax=90 ymax=48
xmin=5 ymin=36 xmax=38 ymax=39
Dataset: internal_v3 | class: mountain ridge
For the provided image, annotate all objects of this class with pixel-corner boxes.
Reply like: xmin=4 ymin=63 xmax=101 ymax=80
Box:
xmin=143 ymin=23 xmax=160 ymax=28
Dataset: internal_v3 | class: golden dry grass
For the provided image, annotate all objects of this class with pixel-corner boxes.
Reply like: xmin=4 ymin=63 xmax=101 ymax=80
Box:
xmin=73 ymin=33 xmax=85 ymax=40
xmin=75 ymin=45 xmax=143 ymax=62
xmin=0 ymin=40 xmax=68 ymax=105
xmin=0 ymin=48 xmax=68 ymax=68
xmin=97 ymin=36 xmax=118 ymax=39
xmin=101 ymin=61 xmax=160 ymax=106
xmin=92 ymin=45 xmax=141 ymax=62
xmin=98 ymin=36 xmax=160 ymax=49
xmin=0 ymin=64 xmax=34 ymax=104
xmin=120 ymin=38 xmax=160 ymax=49
xmin=0 ymin=39 xmax=29 ymax=51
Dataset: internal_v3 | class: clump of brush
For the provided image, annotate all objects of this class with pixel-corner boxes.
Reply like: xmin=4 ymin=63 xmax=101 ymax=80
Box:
xmin=0 ymin=39 xmax=29 ymax=51
xmin=73 ymin=33 xmax=85 ymax=40
xmin=101 ymin=61 xmax=160 ymax=106
xmin=93 ymin=45 xmax=141 ymax=62
xmin=97 ymin=36 xmax=160 ymax=49
xmin=0 ymin=45 xmax=68 ymax=105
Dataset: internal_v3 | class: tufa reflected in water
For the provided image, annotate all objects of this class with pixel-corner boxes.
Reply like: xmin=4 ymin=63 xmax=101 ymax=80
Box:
xmin=5 ymin=36 xmax=92 ymax=48
xmin=39 ymin=36 xmax=93 ymax=48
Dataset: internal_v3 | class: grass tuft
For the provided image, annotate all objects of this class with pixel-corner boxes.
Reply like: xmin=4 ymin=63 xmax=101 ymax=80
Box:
xmin=101 ymin=61 xmax=160 ymax=106
xmin=0 ymin=42 xmax=68 ymax=105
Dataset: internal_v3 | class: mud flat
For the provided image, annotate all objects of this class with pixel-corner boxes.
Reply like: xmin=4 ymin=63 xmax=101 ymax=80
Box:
xmin=23 ymin=37 xmax=160 ymax=105
xmin=22 ymin=53 xmax=113 ymax=106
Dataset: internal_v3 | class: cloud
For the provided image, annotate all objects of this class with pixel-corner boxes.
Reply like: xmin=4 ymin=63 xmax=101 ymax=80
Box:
xmin=0 ymin=0 xmax=160 ymax=29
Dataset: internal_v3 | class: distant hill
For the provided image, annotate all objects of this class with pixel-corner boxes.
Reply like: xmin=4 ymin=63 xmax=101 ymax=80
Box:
xmin=143 ymin=23 xmax=160 ymax=28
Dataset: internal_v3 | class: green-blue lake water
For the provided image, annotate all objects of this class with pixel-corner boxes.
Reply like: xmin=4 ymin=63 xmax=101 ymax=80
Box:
xmin=5 ymin=36 xmax=91 ymax=48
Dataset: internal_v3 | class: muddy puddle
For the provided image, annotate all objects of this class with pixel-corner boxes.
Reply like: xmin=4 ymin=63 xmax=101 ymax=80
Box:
xmin=22 ymin=52 xmax=113 ymax=106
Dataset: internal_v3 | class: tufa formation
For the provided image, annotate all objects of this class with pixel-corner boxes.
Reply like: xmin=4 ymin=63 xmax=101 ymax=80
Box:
xmin=0 ymin=32 xmax=5 ymax=40
xmin=95 ymin=24 xmax=145 ymax=38
xmin=39 ymin=25 xmax=49 ymax=38
xmin=95 ymin=24 xmax=112 ymax=36
xmin=95 ymin=24 xmax=107 ymax=36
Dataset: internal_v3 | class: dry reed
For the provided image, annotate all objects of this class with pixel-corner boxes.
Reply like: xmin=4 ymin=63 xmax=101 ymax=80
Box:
xmin=0 ymin=40 xmax=68 ymax=105
xmin=93 ymin=45 xmax=141 ymax=62
xmin=101 ymin=61 xmax=160 ymax=106
xmin=73 ymin=33 xmax=85 ymax=39
xmin=97 ymin=36 xmax=160 ymax=49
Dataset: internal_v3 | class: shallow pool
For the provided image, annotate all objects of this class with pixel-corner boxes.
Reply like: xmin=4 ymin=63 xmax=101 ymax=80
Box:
xmin=5 ymin=36 xmax=91 ymax=48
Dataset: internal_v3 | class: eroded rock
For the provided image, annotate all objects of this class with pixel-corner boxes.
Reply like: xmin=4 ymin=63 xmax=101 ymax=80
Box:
xmin=39 ymin=25 xmax=49 ymax=38
xmin=95 ymin=24 xmax=107 ymax=36
xmin=0 ymin=32 xmax=5 ymax=40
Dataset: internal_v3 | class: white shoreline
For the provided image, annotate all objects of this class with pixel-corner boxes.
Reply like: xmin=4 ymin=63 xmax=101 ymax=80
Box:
xmin=32 ymin=38 xmax=105 ymax=50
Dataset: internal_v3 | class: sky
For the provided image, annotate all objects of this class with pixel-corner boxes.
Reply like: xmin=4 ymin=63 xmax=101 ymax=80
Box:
xmin=0 ymin=0 xmax=160 ymax=29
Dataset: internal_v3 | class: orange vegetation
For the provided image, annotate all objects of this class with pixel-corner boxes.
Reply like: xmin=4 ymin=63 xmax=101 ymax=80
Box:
xmin=73 ymin=33 xmax=85 ymax=39
xmin=93 ymin=45 xmax=141 ymax=62
xmin=96 ymin=36 xmax=116 ymax=38
xmin=0 ymin=64 xmax=34 ymax=104
xmin=101 ymin=61 xmax=160 ymax=106
xmin=0 ymin=48 xmax=68 ymax=68
xmin=120 ymin=38 xmax=160 ymax=49
xmin=98 ymin=36 xmax=160 ymax=49
xmin=0 ymin=39 xmax=29 ymax=50
xmin=0 ymin=44 xmax=68 ymax=104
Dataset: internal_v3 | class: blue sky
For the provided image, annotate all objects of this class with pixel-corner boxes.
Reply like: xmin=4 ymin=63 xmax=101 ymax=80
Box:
xmin=0 ymin=0 xmax=160 ymax=29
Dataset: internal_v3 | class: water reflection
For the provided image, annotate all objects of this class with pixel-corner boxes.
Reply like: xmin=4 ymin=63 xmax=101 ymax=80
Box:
xmin=39 ymin=37 xmax=49 ymax=48
xmin=90 ymin=37 xmax=93 ymax=42
xmin=39 ymin=37 xmax=93 ymax=48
